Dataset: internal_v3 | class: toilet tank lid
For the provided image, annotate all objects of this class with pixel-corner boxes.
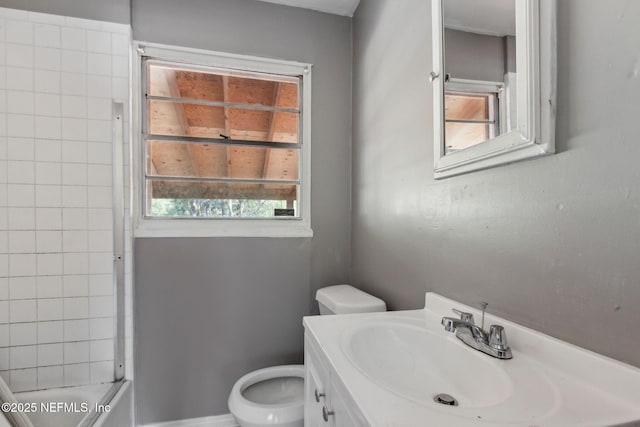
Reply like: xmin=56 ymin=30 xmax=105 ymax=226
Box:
xmin=315 ymin=284 xmax=386 ymax=314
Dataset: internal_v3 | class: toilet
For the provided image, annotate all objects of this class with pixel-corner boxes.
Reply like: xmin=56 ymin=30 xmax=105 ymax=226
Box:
xmin=228 ymin=284 xmax=386 ymax=427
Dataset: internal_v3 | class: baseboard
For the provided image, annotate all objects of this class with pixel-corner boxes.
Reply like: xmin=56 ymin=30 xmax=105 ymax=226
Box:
xmin=141 ymin=413 xmax=238 ymax=427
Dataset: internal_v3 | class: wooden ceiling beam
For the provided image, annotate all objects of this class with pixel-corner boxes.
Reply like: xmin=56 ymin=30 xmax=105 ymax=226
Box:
xmin=163 ymin=69 xmax=202 ymax=178
xmin=149 ymin=65 xmax=297 ymax=199
xmin=151 ymin=181 xmax=296 ymax=201
xmin=262 ymin=82 xmax=281 ymax=180
xmin=222 ymin=75 xmax=233 ymax=179
xmin=147 ymin=156 xmax=160 ymax=206
xmin=266 ymin=82 xmax=281 ymax=141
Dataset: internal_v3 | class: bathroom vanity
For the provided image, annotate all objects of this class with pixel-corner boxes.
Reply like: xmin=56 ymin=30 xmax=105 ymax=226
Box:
xmin=303 ymin=293 xmax=640 ymax=426
xmin=304 ymin=335 xmax=366 ymax=426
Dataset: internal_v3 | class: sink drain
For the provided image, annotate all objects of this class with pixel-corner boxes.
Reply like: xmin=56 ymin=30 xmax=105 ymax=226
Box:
xmin=434 ymin=393 xmax=458 ymax=406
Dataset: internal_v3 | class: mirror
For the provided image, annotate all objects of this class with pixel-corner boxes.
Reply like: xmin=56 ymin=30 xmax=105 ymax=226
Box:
xmin=443 ymin=0 xmax=516 ymax=154
xmin=432 ymin=0 xmax=556 ymax=179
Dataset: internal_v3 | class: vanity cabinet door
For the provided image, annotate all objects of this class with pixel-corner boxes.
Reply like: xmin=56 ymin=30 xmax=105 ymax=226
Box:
xmin=326 ymin=385 xmax=358 ymax=427
xmin=305 ymin=361 xmax=327 ymax=427
xmin=305 ymin=333 xmax=366 ymax=427
xmin=326 ymin=377 xmax=366 ymax=427
xmin=305 ymin=335 xmax=330 ymax=427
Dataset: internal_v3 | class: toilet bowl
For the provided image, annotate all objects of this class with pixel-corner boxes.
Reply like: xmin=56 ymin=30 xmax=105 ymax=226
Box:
xmin=228 ymin=285 xmax=386 ymax=426
xmin=228 ymin=365 xmax=304 ymax=427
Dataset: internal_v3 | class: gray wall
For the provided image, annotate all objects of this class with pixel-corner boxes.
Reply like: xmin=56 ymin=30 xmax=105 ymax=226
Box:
xmin=0 ymin=0 xmax=130 ymax=23
xmin=132 ymin=0 xmax=352 ymax=424
xmin=444 ymin=29 xmax=507 ymax=82
xmin=352 ymin=0 xmax=640 ymax=369
xmin=135 ymin=238 xmax=311 ymax=422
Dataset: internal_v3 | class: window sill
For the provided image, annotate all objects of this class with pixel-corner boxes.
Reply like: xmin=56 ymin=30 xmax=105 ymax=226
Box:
xmin=134 ymin=219 xmax=314 ymax=238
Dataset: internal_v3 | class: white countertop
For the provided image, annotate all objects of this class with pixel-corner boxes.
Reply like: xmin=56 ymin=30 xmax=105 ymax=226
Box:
xmin=303 ymin=293 xmax=640 ymax=426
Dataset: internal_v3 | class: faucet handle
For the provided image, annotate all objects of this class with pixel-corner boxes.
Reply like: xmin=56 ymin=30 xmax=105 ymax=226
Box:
xmin=452 ymin=309 xmax=474 ymax=324
xmin=489 ymin=325 xmax=509 ymax=350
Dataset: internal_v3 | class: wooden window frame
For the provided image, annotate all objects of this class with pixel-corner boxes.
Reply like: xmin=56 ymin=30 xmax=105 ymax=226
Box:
xmin=132 ymin=42 xmax=313 ymax=238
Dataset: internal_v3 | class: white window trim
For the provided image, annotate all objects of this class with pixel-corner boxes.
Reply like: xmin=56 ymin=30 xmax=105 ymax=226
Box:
xmin=131 ymin=41 xmax=313 ymax=238
xmin=446 ymin=78 xmax=504 ymax=95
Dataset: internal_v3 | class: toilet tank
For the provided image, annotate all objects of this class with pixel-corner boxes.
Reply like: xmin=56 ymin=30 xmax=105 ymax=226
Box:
xmin=315 ymin=284 xmax=386 ymax=315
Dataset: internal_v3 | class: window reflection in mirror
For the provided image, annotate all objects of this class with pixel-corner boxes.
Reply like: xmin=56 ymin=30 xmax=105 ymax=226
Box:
xmin=443 ymin=0 xmax=516 ymax=154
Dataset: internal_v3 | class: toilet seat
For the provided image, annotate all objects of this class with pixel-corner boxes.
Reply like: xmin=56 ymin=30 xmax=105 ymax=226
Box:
xmin=228 ymin=365 xmax=304 ymax=427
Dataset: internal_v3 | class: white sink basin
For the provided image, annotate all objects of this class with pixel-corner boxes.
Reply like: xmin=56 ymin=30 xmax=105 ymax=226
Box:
xmin=305 ymin=293 xmax=640 ymax=425
xmin=345 ymin=320 xmax=515 ymax=407
xmin=337 ymin=313 xmax=640 ymax=425
xmin=342 ymin=318 xmax=560 ymax=423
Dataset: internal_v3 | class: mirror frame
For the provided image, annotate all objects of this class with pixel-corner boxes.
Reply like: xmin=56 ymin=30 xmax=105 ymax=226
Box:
xmin=432 ymin=0 xmax=557 ymax=179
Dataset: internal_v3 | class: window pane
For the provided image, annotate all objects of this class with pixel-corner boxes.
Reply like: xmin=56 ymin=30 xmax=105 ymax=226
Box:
xmin=148 ymin=181 xmax=298 ymax=218
xmin=146 ymin=141 xmax=299 ymax=181
xmin=445 ymin=93 xmax=489 ymax=121
xmin=143 ymin=59 xmax=304 ymax=220
xmin=147 ymin=62 xmax=299 ymax=109
xmin=147 ymin=64 xmax=225 ymax=102
xmin=445 ymin=122 xmax=490 ymax=153
xmin=147 ymin=100 xmax=299 ymax=143
xmin=226 ymin=77 xmax=299 ymax=109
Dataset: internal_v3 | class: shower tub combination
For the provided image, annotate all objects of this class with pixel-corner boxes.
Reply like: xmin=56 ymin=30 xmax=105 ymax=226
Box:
xmin=0 ymin=96 xmax=131 ymax=427
xmin=1 ymin=380 xmax=131 ymax=427
xmin=0 ymin=6 xmax=133 ymax=426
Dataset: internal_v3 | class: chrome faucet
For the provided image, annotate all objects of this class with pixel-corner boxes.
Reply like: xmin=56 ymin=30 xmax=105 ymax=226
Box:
xmin=441 ymin=303 xmax=512 ymax=360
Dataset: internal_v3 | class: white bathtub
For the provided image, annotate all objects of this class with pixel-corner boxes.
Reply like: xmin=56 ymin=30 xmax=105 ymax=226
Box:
xmin=12 ymin=381 xmax=132 ymax=427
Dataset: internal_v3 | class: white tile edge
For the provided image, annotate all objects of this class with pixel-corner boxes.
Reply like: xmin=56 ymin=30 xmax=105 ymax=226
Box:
xmin=0 ymin=6 xmax=131 ymax=34
xmin=142 ymin=414 xmax=238 ymax=427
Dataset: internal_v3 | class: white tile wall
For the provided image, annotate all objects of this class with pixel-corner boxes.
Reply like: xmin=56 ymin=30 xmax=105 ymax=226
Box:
xmin=0 ymin=7 xmax=131 ymax=392
xmin=35 ymin=95 xmax=61 ymax=117
xmin=37 ymin=365 xmax=63 ymax=388
xmin=63 ymin=362 xmax=89 ymax=387
xmin=36 ymin=275 xmax=62 ymax=297
xmin=11 ymin=368 xmax=37 ymax=392
xmin=37 ymin=321 xmax=63 ymax=343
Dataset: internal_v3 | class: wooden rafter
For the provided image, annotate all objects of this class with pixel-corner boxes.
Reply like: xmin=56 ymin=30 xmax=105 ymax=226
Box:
xmin=147 ymin=155 xmax=160 ymax=208
xmin=163 ymin=69 xmax=201 ymax=178
xmin=147 ymin=63 xmax=298 ymax=201
xmin=222 ymin=75 xmax=232 ymax=178
xmin=262 ymin=82 xmax=281 ymax=180
xmin=152 ymin=180 xmax=296 ymax=200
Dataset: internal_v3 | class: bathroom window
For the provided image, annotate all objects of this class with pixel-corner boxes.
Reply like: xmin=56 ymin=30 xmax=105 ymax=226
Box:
xmin=134 ymin=44 xmax=312 ymax=237
xmin=444 ymin=80 xmax=504 ymax=154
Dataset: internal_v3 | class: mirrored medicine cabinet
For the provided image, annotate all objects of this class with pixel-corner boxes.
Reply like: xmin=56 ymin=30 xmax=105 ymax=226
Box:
xmin=431 ymin=0 xmax=557 ymax=179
